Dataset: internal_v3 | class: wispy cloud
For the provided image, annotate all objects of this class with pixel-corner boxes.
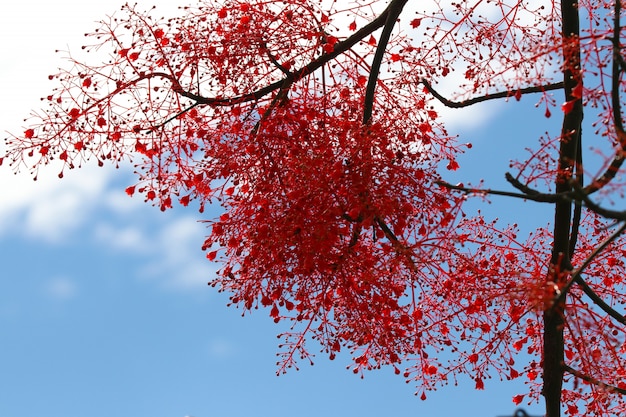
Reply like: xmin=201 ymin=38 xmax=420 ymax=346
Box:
xmin=44 ymin=276 xmax=78 ymax=300
xmin=138 ymin=216 xmax=216 ymax=290
xmin=0 ymin=165 xmax=114 ymax=242
xmin=207 ymin=338 xmax=237 ymax=359
xmin=92 ymin=208 xmax=216 ymax=290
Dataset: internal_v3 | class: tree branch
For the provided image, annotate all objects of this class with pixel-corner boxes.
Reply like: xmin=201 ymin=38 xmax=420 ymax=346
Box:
xmin=569 ymin=144 xmax=583 ymax=255
xmin=570 ymin=180 xmax=626 ymax=221
xmin=175 ymin=2 xmax=406 ymax=108
xmin=421 ymin=79 xmax=563 ymax=109
xmin=504 ymin=173 xmax=563 ymax=202
xmin=543 ymin=1 xmax=583 ymax=415
xmin=574 ymin=275 xmax=626 ymax=325
xmin=583 ymin=0 xmax=626 ymax=195
xmin=374 ymin=216 xmax=417 ymax=272
xmin=564 ymin=364 xmax=626 ymax=395
xmin=437 ymin=179 xmax=562 ymax=203
xmin=555 ymin=221 xmax=626 ymax=326
xmin=362 ymin=0 xmax=408 ymax=124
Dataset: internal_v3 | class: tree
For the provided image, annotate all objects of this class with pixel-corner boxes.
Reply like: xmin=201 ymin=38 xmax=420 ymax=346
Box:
xmin=3 ymin=0 xmax=626 ymax=415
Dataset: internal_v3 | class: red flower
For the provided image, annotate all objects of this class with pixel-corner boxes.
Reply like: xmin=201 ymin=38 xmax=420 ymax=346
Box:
xmin=125 ymin=186 xmax=135 ymax=196
xmin=68 ymin=108 xmax=80 ymax=119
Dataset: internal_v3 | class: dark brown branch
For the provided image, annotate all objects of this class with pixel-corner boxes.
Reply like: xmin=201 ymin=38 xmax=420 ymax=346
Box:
xmin=175 ymin=2 xmax=404 ymax=108
xmin=504 ymin=172 xmax=563 ymax=202
xmin=584 ymin=149 xmax=626 ymax=195
xmin=570 ymin=180 xmax=626 ymax=221
xmin=614 ymin=48 xmax=626 ymax=73
xmin=611 ymin=0 xmax=624 ymax=134
xmin=543 ymin=1 xmax=583 ymax=415
xmin=150 ymin=101 xmax=200 ymax=130
xmin=583 ymin=2 xmax=626 ymax=195
xmin=251 ymin=78 xmax=293 ymax=135
xmin=421 ymin=79 xmax=563 ymax=109
xmin=556 ymin=222 xmax=626 ymax=327
xmin=375 ymin=216 xmax=400 ymax=243
xmin=362 ymin=0 xmax=408 ymax=124
xmin=569 ymin=143 xmax=583 ymax=255
xmin=564 ymin=365 xmax=626 ymax=395
xmin=437 ymin=179 xmax=563 ymax=203
xmin=574 ymin=275 xmax=626 ymax=325
xmin=260 ymin=40 xmax=292 ymax=76
xmin=374 ymin=216 xmax=418 ymax=272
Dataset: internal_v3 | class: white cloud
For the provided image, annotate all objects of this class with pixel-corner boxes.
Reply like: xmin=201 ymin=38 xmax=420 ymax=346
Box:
xmin=94 ymin=222 xmax=150 ymax=253
xmin=92 ymin=213 xmax=216 ymax=290
xmin=0 ymin=164 xmax=114 ymax=242
xmin=207 ymin=338 xmax=236 ymax=359
xmin=44 ymin=276 xmax=78 ymax=300
xmin=139 ymin=216 xmax=216 ymax=290
xmin=103 ymin=188 xmax=148 ymax=215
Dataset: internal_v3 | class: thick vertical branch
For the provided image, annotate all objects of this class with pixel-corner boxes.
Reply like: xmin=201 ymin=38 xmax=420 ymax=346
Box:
xmin=362 ymin=0 xmax=408 ymax=124
xmin=543 ymin=1 xmax=582 ymax=416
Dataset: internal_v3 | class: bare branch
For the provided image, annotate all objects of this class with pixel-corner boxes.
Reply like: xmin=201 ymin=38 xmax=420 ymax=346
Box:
xmin=556 ymin=222 xmax=626 ymax=326
xmin=504 ymin=173 xmax=561 ymax=201
xmin=437 ymin=179 xmax=561 ymax=203
xmin=564 ymin=364 xmax=626 ymax=395
xmin=570 ymin=180 xmax=626 ymax=221
xmin=574 ymin=275 xmax=626 ymax=325
xmin=421 ymin=79 xmax=563 ymax=109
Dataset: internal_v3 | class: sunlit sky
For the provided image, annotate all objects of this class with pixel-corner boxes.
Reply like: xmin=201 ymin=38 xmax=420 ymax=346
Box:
xmin=0 ymin=2 xmax=552 ymax=417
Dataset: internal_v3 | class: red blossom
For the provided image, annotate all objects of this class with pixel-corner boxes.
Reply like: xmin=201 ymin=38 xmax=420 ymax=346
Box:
xmin=179 ymin=195 xmax=191 ymax=206
xmin=446 ymin=160 xmax=460 ymax=171
xmin=125 ymin=186 xmax=135 ymax=196
xmin=68 ymin=108 xmax=80 ymax=119
xmin=561 ymin=100 xmax=575 ymax=114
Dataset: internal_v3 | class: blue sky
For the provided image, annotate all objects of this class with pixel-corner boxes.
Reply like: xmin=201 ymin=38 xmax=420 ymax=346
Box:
xmin=0 ymin=2 xmax=552 ymax=417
